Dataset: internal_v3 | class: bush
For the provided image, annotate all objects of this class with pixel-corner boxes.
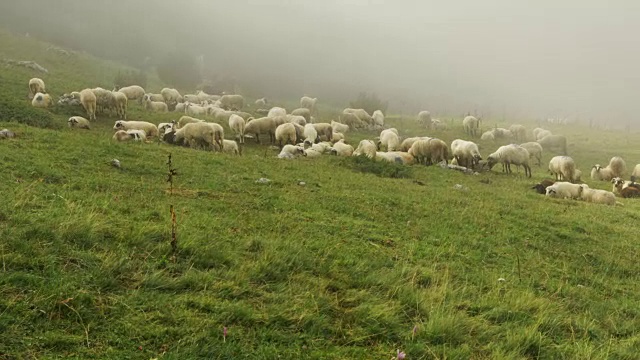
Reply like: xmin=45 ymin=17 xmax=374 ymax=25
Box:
xmin=339 ymin=155 xmax=412 ymax=179
xmin=0 ymin=98 xmax=59 ymax=129
xmin=114 ymin=70 xmax=147 ymax=89
xmin=349 ymin=92 xmax=388 ymax=115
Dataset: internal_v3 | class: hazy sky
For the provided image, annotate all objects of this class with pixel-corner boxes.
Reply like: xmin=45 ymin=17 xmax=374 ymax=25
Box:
xmin=2 ymin=0 xmax=639 ymax=122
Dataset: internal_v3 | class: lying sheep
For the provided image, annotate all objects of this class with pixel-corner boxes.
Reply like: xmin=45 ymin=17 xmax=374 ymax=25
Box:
xmin=519 ymin=142 xmax=543 ymax=166
xmin=143 ymin=95 xmax=168 ymax=113
xmin=591 ymin=156 xmax=626 ymax=181
xmin=611 ymin=177 xmax=640 ymax=197
xmin=31 ymin=92 xmax=52 ymax=108
xmin=171 ymin=122 xmax=224 ymax=150
xmin=79 ymin=88 xmax=97 ymax=120
xmin=545 ymin=182 xmax=584 ymax=199
xmin=219 ymin=94 xmax=244 ymax=110
xmin=291 ymin=108 xmax=311 ymax=122
xmin=509 ymin=124 xmax=527 ymax=141
xmin=312 ymin=123 xmax=333 ymax=142
xmin=462 ymin=115 xmax=480 ymax=137
xmin=580 ymin=185 xmax=617 ymax=206
xmin=245 ymin=117 xmax=276 ymax=144
xmin=28 ymin=78 xmax=45 ymax=98
xmin=67 ymin=116 xmax=90 ymax=130
xmin=548 ymin=156 xmax=576 ymax=182
xmin=331 ymin=120 xmax=349 ymax=134
xmin=487 ymin=144 xmax=531 ymax=177
xmin=531 ymin=179 xmax=555 ymax=194
xmin=158 ymin=122 xmax=174 ymax=137
xmin=537 ymin=134 xmax=567 ymax=154
xmin=329 ymin=140 xmax=354 ymax=156
xmin=112 ymin=130 xmax=133 ymax=142
xmin=275 ymin=123 xmax=297 ymax=146
xmin=268 ymin=107 xmax=287 ymax=118
xmin=278 ymin=144 xmax=305 ymax=159
xmin=382 ymin=151 xmax=415 ymax=165
xmin=331 ymin=132 xmax=345 ymax=142
xmin=377 ymin=128 xmax=400 ymax=151
xmin=113 ymin=120 xmax=159 ymax=137
xmin=116 ymin=85 xmax=145 ymax=103
xmin=450 ymin=139 xmax=482 ymax=168
xmin=353 ymin=140 xmax=377 ymax=158
xmin=127 ymin=129 xmax=147 ymax=142
xmin=228 ymin=114 xmax=246 ymax=144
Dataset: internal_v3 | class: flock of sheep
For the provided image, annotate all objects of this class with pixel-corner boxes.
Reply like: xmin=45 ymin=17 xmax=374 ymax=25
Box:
xmin=26 ymin=77 xmax=640 ymax=205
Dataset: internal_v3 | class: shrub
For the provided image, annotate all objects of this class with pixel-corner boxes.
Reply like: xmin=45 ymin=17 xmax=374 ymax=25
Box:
xmin=339 ymin=155 xmax=412 ymax=179
xmin=349 ymin=92 xmax=388 ymax=115
xmin=0 ymin=98 xmax=59 ymax=129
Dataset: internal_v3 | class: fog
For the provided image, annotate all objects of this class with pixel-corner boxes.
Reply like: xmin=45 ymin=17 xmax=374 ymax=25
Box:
xmin=2 ymin=0 xmax=639 ymax=124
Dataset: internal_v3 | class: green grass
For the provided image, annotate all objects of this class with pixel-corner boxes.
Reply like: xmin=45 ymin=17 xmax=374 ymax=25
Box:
xmin=1 ymin=29 xmax=640 ymax=359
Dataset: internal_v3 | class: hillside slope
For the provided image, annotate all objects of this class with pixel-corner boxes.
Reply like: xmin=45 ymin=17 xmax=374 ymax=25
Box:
xmin=1 ymin=31 xmax=640 ymax=359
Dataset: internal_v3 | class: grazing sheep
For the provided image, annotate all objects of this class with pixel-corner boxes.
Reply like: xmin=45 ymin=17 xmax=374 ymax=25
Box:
xmin=214 ymin=139 xmax=240 ymax=155
xmin=372 ymin=110 xmax=385 ymax=128
xmin=143 ymin=95 xmax=168 ymax=113
xmin=533 ymin=128 xmax=552 ymax=141
xmin=532 ymin=179 xmax=555 ymax=194
xmin=113 ymin=91 xmax=128 ymax=119
xmin=537 ymin=134 xmax=567 ymax=155
xmin=399 ymin=137 xmax=431 ymax=152
xmin=462 ymin=116 xmax=480 ymax=137
xmin=79 ymin=88 xmax=97 ymax=120
xmin=291 ymin=108 xmax=311 ymax=122
xmin=28 ymin=78 xmax=45 ymax=98
xmin=186 ymin=103 xmax=207 ymax=117
xmin=340 ymin=112 xmax=367 ymax=129
xmin=353 ymin=140 xmax=377 ymax=158
xmin=91 ymin=87 xmax=118 ymax=115
xmin=116 ymin=85 xmax=145 ymax=103
xmin=172 ymin=122 xmax=224 ymax=150
xmin=278 ymin=144 xmax=305 ymax=159
xmin=228 ymin=114 xmax=246 ymax=144
xmin=312 ymin=123 xmax=333 ymax=142
xmin=591 ymin=157 xmax=626 ymax=181
xmin=430 ymin=119 xmax=449 ymax=131
xmin=196 ymin=91 xmax=219 ymax=103
xmin=67 ymin=116 xmax=90 ymax=130
xmin=343 ymin=108 xmax=373 ymax=127
xmin=177 ymin=115 xmax=203 ymax=129
xmin=487 ymin=144 xmax=531 ymax=177
xmin=331 ymin=120 xmax=349 ymax=134
xmin=632 ymin=164 xmax=640 ymax=179
xmin=520 ymin=142 xmax=543 ymax=166
xmin=245 ymin=117 xmax=277 ymax=144
xmin=545 ymin=182 xmax=584 ymax=199
xmin=509 ymin=124 xmax=527 ymax=141
xmin=183 ymin=94 xmax=199 ymax=103
xmin=275 ymin=123 xmax=297 ymax=146
xmin=377 ymin=128 xmax=400 ymax=151
xmin=450 ymin=139 xmax=482 ymax=168
xmin=548 ymin=156 xmax=577 ymax=182
xmin=579 ymin=185 xmax=617 ymax=206
xmin=480 ymin=130 xmax=495 ymax=141
xmin=113 ymin=120 xmax=159 ymax=137
xmin=408 ymin=138 xmax=449 ymax=165
xmin=255 ymin=97 xmax=267 ymax=107
xmin=286 ymin=114 xmax=307 ymax=126
xmin=31 ymin=92 xmax=52 ymax=108
xmin=219 ymin=94 xmax=244 ymax=110
xmin=329 ymin=140 xmax=354 ymax=156
xmin=268 ymin=107 xmax=287 ymax=118
xmin=418 ymin=111 xmax=432 ymax=125
xmin=300 ymin=96 xmax=317 ymax=114
xmin=492 ymin=128 xmax=513 ymax=139
xmin=303 ymin=123 xmax=318 ymax=145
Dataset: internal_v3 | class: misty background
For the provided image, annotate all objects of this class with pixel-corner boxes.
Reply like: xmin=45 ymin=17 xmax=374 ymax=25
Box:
xmin=1 ymin=0 xmax=639 ymax=125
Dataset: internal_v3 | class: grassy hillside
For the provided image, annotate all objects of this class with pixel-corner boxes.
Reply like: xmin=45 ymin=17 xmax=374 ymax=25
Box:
xmin=1 ymin=31 xmax=640 ymax=359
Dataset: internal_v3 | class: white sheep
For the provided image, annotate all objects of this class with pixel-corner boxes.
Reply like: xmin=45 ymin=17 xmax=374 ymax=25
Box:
xmin=92 ymin=87 xmax=117 ymax=115
xmin=312 ymin=123 xmax=333 ymax=142
xmin=537 ymin=134 xmax=567 ymax=155
xmin=377 ymin=128 xmax=400 ymax=151
xmin=291 ymin=108 xmax=311 ymax=122
xmin=519 ymin=142 xmax=543 ymax=166
xmin=144 ymin=93 xmax=164 ymax=102
xmin=331 ymin=120 xmax=349 ymax=133
xmin=158 ymin=122 xmax=175 ymax=137
xmin=172 ymin=122 xmax=224 ymax=150
xmin=113 ymin=120 xmax=159 ymax=137
xmin=160 ymin=88 xmax=182 ymax=106
xmin=228 ymin=114 xmax=246 ymax=144
xmin=278 ymin=144 xmax=305 ymax=159
xmin=408 ymin=138 xmax=449 ymax=165
xmin=245 ymin=117 xmax=277 ymax=144
xmin=31 ymin=92 xmax=52 ymax=108
xmin=255 ymin=97 xmax=267 ymax=107
xmin=548 ymin=156 xmax=576 ymax=182
xmin=545 ymin=182 xmax=584 ymax=199
xmin=197 ymin=91 xmax=219 ymax=103
xmin=418 ymin=111 xmax=431 ymax=124
xmin=331 ymin=132 xmax=345 ymax=142
xmin=353 ymin=140 xmax=377 ymax=158
xmin=339 ymin=113 xmax=367 ymax=129
xmin=115 ymin=85 xmax=145 ymax=103
xmin=174 ymin=102 xmax=187 ymax=113
xmin=382 ymin=151 xmax=415 ymax=165
xmin=185 ymin=103 xmax=207 ymax=117
xmin=143 ymin=95 xmax=168 ymax=113
xmin=215 ymin=139 xmax=240 ymax=155
xmin=177 ymin=115 xmax=203 ymax=129
xmin=275 ymin=123 xmax=297 ymax=146
xmin=632 ymin=164 xmax=640 ymax=179
xmin=67 ymin=116 xmax=90 ymax=130
xmin=112 ymin=130 xmax=133 ymax=142
xmin=579 ymin=185 xmax=617 ymax=206
xmin=219 ymin=94 xmax=244 ymax=110
xmin=534 ymin=128 xmax=552 ymax=141
xmin=509 ymin=124 xmax=527 ymax=141
xmin=113 ymin=91 xmax=128 ymax=119
xmin=79 ymin=88 xmax=97 ymax=120
xmin=28 ymin=78 xmax=45 ymax=98
xmin=303 ymin=123 xmax=318 ymax=145
xmin=591 ymin=156 xmax=626 ymax=181
xmin=480 ymin=130 xmax=495 ymax=141
xmin=372 ymin=110 xmax=385 ymax=128
xmin=487 ymin=144 xmax=531 ymax=177
xmin=300 ymin=96 xmax=317 ymax=114
xmin=268 ymin=107 xmax=287 ymax=118
xmin=329 ymin=140 xmax=354 ymax=156
xmin=286 ymin=114 xmax=307 ymax=126
xmin=450 ymin=139 xmax=482 ymax=168
xmin=608 ymin=156 xmax=626 ymax=177
xmin=183 ymin=94 xmax=199 ymax=103
xmin=462 ymin=116 xmax=480 ymax=137
xmin=399 ymin=137 xmax=431 ymax=152
xmin=343 ymin=108 xmax=373 ymax=127
xmin=126 ymin=129 xmax=147 ymax=142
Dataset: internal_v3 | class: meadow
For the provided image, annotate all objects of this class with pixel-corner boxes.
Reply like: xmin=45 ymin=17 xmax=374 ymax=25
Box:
xmin=1 ymin=30 xmax=640 ymax=359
